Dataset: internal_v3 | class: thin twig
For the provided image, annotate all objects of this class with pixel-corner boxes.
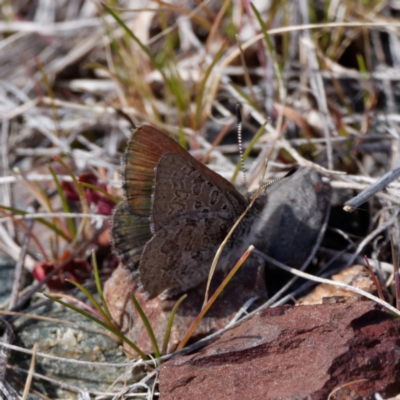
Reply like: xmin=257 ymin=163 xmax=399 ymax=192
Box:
xmin=390 ymin=233 xmax=400 ymax=310
xmin=0 ymin=318 xmax=14 ymax=382
xmin=8 ymin=219 xmax=33 ymax=310
xmin=22 ymin=343 xmax=38 ymax=400
xmin=0 ymin=341 xmax=137 ymax=368
xmin=344 ymin=167 xmax=400 ymax=212
xmin=343 ymin=211 xmax=399 ymax=269
xmin=253 ymin=249 xmax=400 ymax=317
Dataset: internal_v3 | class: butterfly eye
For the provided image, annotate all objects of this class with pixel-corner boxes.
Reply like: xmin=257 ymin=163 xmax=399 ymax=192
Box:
xmin=253 ymin=197 xmax=265 ymax=212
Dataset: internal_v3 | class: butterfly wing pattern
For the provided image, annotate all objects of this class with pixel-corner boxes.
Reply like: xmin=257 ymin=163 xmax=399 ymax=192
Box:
xmin=112 ymin=125 xmax=331 ymax=298
xmin=112 ymin=126 xmax=248 ymax=298
xmin=112 ymin=125 xmax=185 ymax=269
xmin=140 ymin=153 xmax=248 ymax=298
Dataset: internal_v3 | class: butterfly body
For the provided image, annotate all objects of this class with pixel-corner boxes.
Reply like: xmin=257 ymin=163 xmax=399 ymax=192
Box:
xmin=112 ymin=126 xmax=330 ymax=298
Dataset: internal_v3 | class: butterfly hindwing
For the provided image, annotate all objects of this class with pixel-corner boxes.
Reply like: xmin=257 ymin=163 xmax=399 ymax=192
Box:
xmin=111 ymin=201 xmax=152 ymax=268
xmin=113 ymin=126 xmax=193 ymax=266
xmin=139 ymin=215 xmax=235 ymax=298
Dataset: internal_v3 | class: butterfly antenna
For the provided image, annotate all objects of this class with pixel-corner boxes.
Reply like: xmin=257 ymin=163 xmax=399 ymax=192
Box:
xmin=236 ymin=104 xmax=247 ymax=190
xmin=115 ymin=108 xmax=137 ymax=129
xmin=261 ymin=166 xmax=299 ymax=193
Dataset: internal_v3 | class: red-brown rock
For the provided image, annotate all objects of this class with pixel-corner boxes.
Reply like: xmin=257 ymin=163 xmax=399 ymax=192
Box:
xmin=159 ymin=301 xmax=400 ymax=400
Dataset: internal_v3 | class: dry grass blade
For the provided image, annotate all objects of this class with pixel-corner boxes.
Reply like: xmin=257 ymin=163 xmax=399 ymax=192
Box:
xmin=0 ymin=381 xmax=20 ymax=400
xmin=364 ymin=256 xmax=385 ymax=301
xmin=299 ymin=35 xmax=334 ymax=170
xmin=203 ymin=180 xmax=263 ymax=306
xmin=327 ymin=379 xmax=368 ymax=400
xmin=22 ymin=343 xmax=38 ymax=400
xmin=8 ymin=219 xmax=32 ymax=310
xmin=0 ymin=318 xmax=14 ymax=382
xmin=254 ymin=249 xmax=400 ymax=317
xmin=390 ymin=233 xmax=400 ymax=310
xmin=179 ymin=245 xmax=254 ymax=350
xmin=0 ymin=341 xmax=137 ymax=368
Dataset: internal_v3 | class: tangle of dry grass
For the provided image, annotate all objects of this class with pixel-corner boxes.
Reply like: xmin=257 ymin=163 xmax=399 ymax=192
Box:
xmin=1 ymin=0 xmax=400 ymax=398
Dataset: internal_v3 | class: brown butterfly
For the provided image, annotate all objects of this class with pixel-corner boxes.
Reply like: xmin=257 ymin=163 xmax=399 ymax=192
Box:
xmin=112 ymin=126 xmax=330 ymax=298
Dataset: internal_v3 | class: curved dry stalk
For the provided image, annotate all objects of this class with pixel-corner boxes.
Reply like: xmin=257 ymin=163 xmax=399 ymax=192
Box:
xmin=253 ymin=249 xmax=400 ymax=317
xmin=0 ymin=319 xmax=14 ymax=382
xmin=0 ymin=309 xmax=116 ymax=338
xmin=8 ymin=219 xmax=32 ymax=310
xmin=327 ymin=379 xmax=368 ymax=400
xmin=0 ymin=212 xmax=108 ymax=223
xmin=218 ymin=21 xmax=400 ymax=73
xmin=21 ymin=343 xmax=38 ymax=400
xmin=10 ymin=365 xmax=121 ymax=397
xmin=0 ymin=341 xmax=138 ymax=368
xmin=203 ymin=182 xmax=261 ymax=305
xmin=343 ymin=211 xmax=399 ymax=269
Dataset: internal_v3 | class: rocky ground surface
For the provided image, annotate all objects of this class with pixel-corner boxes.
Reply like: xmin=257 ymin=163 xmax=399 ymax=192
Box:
xmin=160 ymin=301 xmax=400 ymax=400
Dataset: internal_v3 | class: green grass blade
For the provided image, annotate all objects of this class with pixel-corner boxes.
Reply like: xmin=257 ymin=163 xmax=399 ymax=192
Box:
xmin=229 ymin=83 xmax=258 ymax=108
xmin=356 ymin=54 xmax=371 ymax=108
xmin=80 ymin=182 xmax=119 ymax=204
xmin=162 ymin=294 xmax=187 ymax=355
xmin=103 ymin=4 xmax=190 ymax=123
xmin=49 ymin=166 xmax=76 ymax=238
xmin=33 ymin=180 xmax=54 ymax=212
xmin=195 ymin=42 xmax=226 ymax=128
xmin=54 ymin=156 xmax=90 ymax=239
xmin=66 ymin=279 xmax=113 ymax=327
xmin=102 ymin=5 xmax=164 ymax=76
xmin=54 ymin=157 xmax=85 ymax=202
xmin=92 ymin=250 xmax=113 ymax=323
xmin=130 ymin=293 xmax=160 ymax=359
xmin=251 ymin=3 xmax=284 ymax=95
xmin=45 ymin=295 xmax=148 ymax=360
xmin=0 ymin=205 xmax=71 ymax=242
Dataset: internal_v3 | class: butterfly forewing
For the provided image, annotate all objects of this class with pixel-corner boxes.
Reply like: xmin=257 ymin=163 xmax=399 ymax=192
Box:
xmin=123 ymin=126 xmax=192 ymax=216
xmin=151 ymin=153 xmax=247 ymax=231
xmin=113 ymin=126 xmax=193 ymax=264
